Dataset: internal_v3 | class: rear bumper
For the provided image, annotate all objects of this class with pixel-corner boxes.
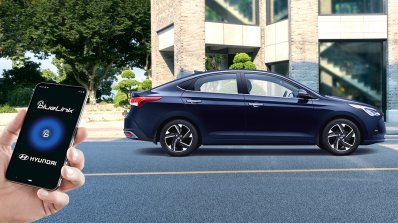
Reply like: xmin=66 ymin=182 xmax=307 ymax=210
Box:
xmin=123 ymin=116 xmax=153 ymax=141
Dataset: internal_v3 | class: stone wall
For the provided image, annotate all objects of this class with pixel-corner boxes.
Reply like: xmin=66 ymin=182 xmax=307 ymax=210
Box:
xmin=174 ymin=0 xmax=205 ymax=77
xmin=253 ymin=0 xmax=266 ymax=70
xmin=151 ymin=0 xmax=176 ymax=86
xmin=387 ymin=0 xmax=398 ymax=122
xmin=289 ymin=0 xmax=319 ymax=91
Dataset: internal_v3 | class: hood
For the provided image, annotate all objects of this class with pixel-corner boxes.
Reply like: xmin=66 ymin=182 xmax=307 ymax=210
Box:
xmin=324 ymin=95 xmax=375 ymax=108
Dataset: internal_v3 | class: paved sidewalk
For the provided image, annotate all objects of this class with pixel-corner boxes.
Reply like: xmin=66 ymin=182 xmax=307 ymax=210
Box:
xmin=386 ymin=122 xmax=398 ymax=135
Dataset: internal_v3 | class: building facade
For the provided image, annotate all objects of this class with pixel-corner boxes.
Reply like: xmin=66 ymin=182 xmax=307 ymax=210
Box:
xmin=151 ymin=0 xmax=398 ymax=122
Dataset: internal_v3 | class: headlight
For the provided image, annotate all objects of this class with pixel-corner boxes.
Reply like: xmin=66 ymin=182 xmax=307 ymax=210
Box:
xmin=349 ymin=104 xmax=381 ymax=116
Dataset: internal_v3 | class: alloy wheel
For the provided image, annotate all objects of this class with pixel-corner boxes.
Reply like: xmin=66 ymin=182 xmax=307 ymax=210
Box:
xmin=164 ymin=124 xmax=193 ymax=152
xmin=327 ymin=123 xmax=356 ymax=151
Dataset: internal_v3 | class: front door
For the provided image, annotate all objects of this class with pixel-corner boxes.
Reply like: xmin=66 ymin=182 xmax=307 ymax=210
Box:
xmin=243 ymin=73 xmax=315 ymax=144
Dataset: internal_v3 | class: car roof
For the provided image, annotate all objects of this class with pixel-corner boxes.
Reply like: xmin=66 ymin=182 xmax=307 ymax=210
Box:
xmin=153 ymin=69 xmax=322 ymax=97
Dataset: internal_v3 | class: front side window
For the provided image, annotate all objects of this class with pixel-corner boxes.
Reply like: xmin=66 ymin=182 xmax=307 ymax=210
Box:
xmin=245 ymin=74 xmax=298 ymax=98
xmin=319 ymin=0 xmax=385 ymax=15
xmin=267 ymin=0 xmax=288 ymax=24
xmin=194 ymin=73 xmax=238 ymax=94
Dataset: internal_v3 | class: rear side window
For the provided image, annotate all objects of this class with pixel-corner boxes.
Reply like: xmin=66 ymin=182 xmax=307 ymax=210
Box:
xmin=193 ymin=73 xmax=238 ymax=94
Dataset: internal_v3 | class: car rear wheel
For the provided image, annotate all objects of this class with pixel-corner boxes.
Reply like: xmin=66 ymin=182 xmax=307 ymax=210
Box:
xmin=159 ymin=119 xmax=200 ymax=156
xmin=321 ymin=119 xmax=360 ymax=155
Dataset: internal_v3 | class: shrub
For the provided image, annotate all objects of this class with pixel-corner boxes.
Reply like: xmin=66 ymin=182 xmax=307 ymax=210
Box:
xmin=0 ymin=104 xmax=17 ymax=113
xmin=114 ymin=91 xmax=129 ymax=108
xmin=139 ymin=79 xmax=152 ymax=91
xmin=7 ymin=87 xmax=33 ymax=107
xmin=229 ymin=53 xmax=256 ymax=70
xmin=99 ymin=100 xmax=113 ymax=105
xmin=243 ymin=61 xmax=256 ymax=70
xmin=233 ymin=53 xmax=252 ymax=64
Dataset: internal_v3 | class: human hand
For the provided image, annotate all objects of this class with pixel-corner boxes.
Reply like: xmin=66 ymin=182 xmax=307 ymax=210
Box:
xmin=0 ymin=110 xmax=87 ymax=223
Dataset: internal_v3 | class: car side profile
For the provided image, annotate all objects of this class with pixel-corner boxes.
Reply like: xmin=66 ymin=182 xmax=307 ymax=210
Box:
xmin=124 ymin=70 xmax=385 ymax=156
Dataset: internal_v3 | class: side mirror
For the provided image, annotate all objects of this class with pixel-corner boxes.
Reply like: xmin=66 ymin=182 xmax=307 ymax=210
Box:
xmin=297 ymin=89 xmax=315 ymax=99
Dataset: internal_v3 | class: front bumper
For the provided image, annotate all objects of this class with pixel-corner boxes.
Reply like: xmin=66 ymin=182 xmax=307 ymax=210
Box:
xmin=362 ymin=117 xmax=385 ymax=145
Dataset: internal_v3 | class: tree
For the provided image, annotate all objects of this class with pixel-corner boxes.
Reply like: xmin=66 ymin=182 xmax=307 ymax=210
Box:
xmin=229 ymin=53 xmax=256 ymax=70
xmin=2 ymin=61 xmax=45 ymax=89
xmin=1 ymin=61 xmax=45 ymax=106
xmin=0 ymin=0 xmax=151 ymax=104
xmin=113 ymin=69 xmax=140 ymax=108
xmin=113 ymin=69 xmax=152 ymax=108
xmin=139 ymin=79 xmax=152 ymax=91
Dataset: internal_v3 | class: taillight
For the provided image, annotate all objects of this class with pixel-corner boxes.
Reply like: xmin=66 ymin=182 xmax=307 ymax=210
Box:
xmin=129 ymin=97 xmax=161 ymax=107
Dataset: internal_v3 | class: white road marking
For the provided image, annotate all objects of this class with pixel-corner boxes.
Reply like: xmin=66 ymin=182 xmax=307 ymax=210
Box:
xmin=381 ymin=144 xmax=398 ymax=150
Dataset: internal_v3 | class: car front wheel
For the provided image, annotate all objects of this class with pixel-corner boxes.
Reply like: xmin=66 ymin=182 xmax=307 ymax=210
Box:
xmin=159 ymin=119 xmax=200 ymax=156
xmin=321 ymin=119 xmax=360 ymax=155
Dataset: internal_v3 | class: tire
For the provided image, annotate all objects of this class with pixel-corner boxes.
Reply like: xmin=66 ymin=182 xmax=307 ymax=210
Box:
xmin=159 ymin=119 xmax=200 ymax=156
xmin=321 ymin=119 xmax=360 ymax=155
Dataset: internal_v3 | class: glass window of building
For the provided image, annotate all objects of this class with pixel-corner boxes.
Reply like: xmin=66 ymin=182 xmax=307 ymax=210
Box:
xmin=205 ymin=0 xmax=258 ymax=25
xmin=320 ymin=0 xmax=385 ymax=15
xmin=267 ymin=61 xmax=289 ymax=76
xmin=205 ymin=53 xmax=229 ymax=70
xmin=267 ymin=0 xmax=288 ymax=24
xmin=319 ymin=41 xmax=385 ymax=111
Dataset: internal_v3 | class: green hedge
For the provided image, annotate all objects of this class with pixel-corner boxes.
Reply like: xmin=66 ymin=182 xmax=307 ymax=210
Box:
xmin=0 ymin=104 xmax=17 ymax=113
xmin=7 ymin=87 xmax=33 ymax=107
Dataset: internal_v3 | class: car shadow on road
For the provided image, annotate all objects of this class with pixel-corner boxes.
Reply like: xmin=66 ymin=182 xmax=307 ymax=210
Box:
xmin=137 ymin=147 xmax=377 ymax=157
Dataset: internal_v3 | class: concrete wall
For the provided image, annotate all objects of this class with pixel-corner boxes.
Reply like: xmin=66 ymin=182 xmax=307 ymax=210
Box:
xmin=158 ymin=26 xmax=174 ymax=51
xmin=387 ymin=0 xmax=398 ymax=122
xmin=265 ymin=20 xmax=289 ymax=63
xmin=205 ymin=22 xmax=261 ymax=47
xmin=319 ymin=15 xmax=387 ymax=39
xmin=289 ymin=0 xmax=319 ymax=91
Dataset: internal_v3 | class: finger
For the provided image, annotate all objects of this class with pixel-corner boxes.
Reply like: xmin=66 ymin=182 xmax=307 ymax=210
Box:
xmin=0 ymin=109 xmax=26 ymax=147
xmin=73 ymin=127 xmax=87 ymax=146
xmin=67 ymin=147 xmax=85 ymax=170
xmin=59 ymin=166 xmax=85 ymax=192
xmin=37 ymin=189 xmax=69 ymax=214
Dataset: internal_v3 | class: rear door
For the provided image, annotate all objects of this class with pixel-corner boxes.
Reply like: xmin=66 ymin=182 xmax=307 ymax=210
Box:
xmin=181 ymin=72 xmax=246 ymax=143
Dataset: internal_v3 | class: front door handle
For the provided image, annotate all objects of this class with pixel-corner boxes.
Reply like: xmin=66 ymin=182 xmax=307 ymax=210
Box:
xmin=187 ymin=99 xmax=202 ymax=104
xmin=248 ymin=102 xmax=263 ymax=107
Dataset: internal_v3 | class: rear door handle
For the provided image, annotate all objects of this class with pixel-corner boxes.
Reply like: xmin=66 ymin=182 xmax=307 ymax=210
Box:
xmin=186 ymin=99 xmax=202 ymax=104
xmin=248 ymin=102 xmax=263 ymax=107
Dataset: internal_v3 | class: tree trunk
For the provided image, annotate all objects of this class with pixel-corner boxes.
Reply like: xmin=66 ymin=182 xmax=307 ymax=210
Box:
xmin=88 ymin=89 xmax=96 ymax=104
xmin=88 ymin=79 xmax=96 ymax=104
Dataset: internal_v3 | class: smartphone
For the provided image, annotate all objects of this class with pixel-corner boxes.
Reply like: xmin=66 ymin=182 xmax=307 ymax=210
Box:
xmin=6 ymin=83 xmax=88 ymax=190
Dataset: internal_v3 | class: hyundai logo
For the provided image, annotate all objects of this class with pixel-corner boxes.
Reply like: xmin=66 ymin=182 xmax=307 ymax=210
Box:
xmin=18 ymin=154 xmax=29 ymax=161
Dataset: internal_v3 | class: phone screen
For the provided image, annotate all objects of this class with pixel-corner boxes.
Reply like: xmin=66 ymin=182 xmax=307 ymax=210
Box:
xmin=6 ymin=83 xmax=87 ymax=190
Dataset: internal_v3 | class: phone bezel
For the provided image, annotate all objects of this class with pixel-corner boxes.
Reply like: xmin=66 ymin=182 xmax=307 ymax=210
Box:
xmin=5 ymin=82 xmax=88 ymax=190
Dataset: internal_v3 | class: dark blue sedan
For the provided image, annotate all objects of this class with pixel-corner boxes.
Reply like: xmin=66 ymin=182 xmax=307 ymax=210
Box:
xmin=124 ymin=70 xmax=385 ymax=156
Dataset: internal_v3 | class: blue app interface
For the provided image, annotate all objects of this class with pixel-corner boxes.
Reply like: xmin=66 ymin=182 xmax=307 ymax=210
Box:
xmin=7 ymin=84 xmax=86 ymax=189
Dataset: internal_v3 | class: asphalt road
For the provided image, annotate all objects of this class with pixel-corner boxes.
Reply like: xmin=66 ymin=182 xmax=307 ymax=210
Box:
xmin=37 ymin=136 xmax=398 ymax=223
